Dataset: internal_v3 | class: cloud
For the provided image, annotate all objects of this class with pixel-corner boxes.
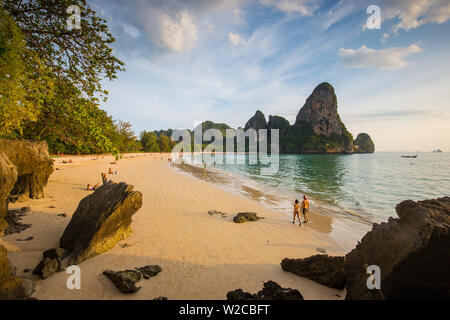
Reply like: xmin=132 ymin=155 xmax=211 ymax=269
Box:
xmin=259 ymin=0 xmax=318 ymax=15
xmin=232 ymin=7 xmax=247 ymax=24
xmin=382 ymin=0 xmax=450 ymax=32
xmin=338 ymin=45 xmax=422 ymax=69
xmin=228 ymin=32 xmax=247 ymax=46
xmin=122 ymin=23 xmax=141 ymax=39
xmin=142 ymin=10 xmax=198 ymax=52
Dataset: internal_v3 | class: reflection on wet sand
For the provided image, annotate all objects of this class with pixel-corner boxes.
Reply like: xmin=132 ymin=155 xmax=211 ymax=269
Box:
xmin=174 ymin=162 xmax=335 ymax=235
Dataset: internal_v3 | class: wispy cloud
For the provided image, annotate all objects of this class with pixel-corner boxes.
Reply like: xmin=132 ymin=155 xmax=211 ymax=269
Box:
xmin=338 ymin=45 xmax=422 ymax=69
xmin=228 ymin=32 xmax=247 ymax=46
xmin=259 ymin=0 xmax=319 ymax=15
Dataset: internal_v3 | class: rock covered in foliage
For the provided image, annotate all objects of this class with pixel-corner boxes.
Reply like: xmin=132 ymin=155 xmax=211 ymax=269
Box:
xmin=103 ymin=270 xmax=142 ymax=293
xmin=0 ymin=244 xmax=25 ymax=300
xmin=0 ymin=151 xmax=18 ymax=235
xmin=345 ymin=197 xmax=450 ymax=300
xmin=60 ymin=182 xmax=142 ymax=265
xmin=233 ymin=212 xmax=263 ymax=223
xmin=353 ymin=133 xmax=375 ymax=153
xmin=0 ymin=139 xmax=54 ymax=202
xmin=227 ymin=281 xmax=303 ymax=300
xmin=281 ymin=255 xmax=346 ymax=289
xmin=245 ymin=110 xmax=268 ymax=131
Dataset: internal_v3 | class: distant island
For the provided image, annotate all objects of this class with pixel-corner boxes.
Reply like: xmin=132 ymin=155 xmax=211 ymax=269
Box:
xmin=163 ymin=83 xmax=375 ymax=154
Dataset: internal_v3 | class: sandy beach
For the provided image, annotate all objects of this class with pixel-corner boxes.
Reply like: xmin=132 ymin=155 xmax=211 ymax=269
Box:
xmin=1 ymin=153 xmax=371 ymax=300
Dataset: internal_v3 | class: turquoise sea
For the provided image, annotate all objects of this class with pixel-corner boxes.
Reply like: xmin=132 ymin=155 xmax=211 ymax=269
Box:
xmin=196 ymin=152 xmax=450 ymax=224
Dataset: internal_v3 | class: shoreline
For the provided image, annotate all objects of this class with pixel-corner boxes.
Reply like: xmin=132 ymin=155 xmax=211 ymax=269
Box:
xmin=1 ymin=153 xmax=370 ymax=300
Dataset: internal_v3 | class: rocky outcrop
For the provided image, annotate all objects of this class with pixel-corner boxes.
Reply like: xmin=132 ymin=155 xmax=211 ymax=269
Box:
xmin=4 ymin=207 xmax=32 ymax=235
xmin=345 ymin=197 xmax=450 ymax=300
xmin=0 ymin=151 xmax=18 ymax=235
xmin=233 ymin=212 xmax=263 ymax=223
xmin=227 ymin=281 xmax=303 ymax=300
xmin=296 ymin=82 xmax=343 ymax=137
xmin=353 ymin=133 xmax=375 ymax=153
xmin=281 ymin=255 xmax=346 ymax=289
xmin=244 ymin=110 xmax=268 ymax=131
xmin=0 ymin=139 xmax=54 ymax=202
xmin=0 ymin=244 xmax=25 ymax=300
xmin=60 ymin=182 xmax=143 ymax=265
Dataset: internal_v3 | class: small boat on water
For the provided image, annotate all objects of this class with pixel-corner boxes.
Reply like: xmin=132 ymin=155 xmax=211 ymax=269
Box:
xmin=401 ymin=155 xmax=418 ymax=158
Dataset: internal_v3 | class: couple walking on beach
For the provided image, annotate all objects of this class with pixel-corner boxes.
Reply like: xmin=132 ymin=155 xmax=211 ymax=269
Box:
xmin=293 ymin=195 xmax=309 ymax=226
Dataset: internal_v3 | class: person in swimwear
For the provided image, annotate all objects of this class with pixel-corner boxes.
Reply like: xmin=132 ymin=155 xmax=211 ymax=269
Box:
xmin=301 ymin=195 xmax=310 ymax=223
xmin=293 ymin=199 xmax=301 ymax=226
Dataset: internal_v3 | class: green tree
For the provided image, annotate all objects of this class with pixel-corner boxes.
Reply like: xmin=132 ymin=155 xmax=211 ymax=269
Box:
xmin=2 ymin=0 xmax=124 ymax=153
xmin=159 ymin=133 xmax=172 ymax=152
xmin=140 ymin=131 xmax=161 ymax=152
xmin=0 ymin=7 xmax=53 ymax=136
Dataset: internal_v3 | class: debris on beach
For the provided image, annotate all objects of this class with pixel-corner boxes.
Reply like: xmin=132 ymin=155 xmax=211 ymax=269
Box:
xmin=103 ymin=270 xmax=142 ymax=293
xmin=57 ymin=213 xmax=67 ymax=217
xmin=16 ymin=236 xmax=34 ymax=242
xmin=316 ymin=248 xmax=327 ymax=253
xmin=233 ymin=212 xmax=264 ymax=223
xmin=227 ymin=281 xmax=303 ymax=300
xmin=119 ymin=243 xmax=132 ymax=248
xmin=135 ymin=265 xmax=162 ymax=279
xmin=281 ymin=255 xmax=346 ymax=289
xmin=208 ymin=210 xmax=228 ymax=217
xmin=4 ymin=208 xmax=32 ymax=235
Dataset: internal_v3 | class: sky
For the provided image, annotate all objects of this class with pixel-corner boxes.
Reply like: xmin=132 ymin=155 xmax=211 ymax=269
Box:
xmin=90 ymin=0 xmax=450 ymax=152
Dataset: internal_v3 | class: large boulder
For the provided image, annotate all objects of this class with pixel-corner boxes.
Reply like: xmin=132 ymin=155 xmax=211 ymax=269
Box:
xmin=60 ymin=182 xmax=143 ymax=265
xmin=295 ymin=82 xmax=343 ymax=137
xmin=345 ymin=197 xmax=450 ymax=300
xmin=0 ymin=151 xmax=17 ymax=235
xmin=233 ymin=212 xmax=263 ymax=223
xmin=281 ymin=255 xmax=346 ymax=289
xmin=0 ymin=139 xmax=54 ymax=201
xmin=353 ymin=133 xmax=375 ymax=153
xmin=103 ymin=270 xmax=142 ymax=294
xmin=227 ymin=281 xmax=303 ymax=300
xmin=0 ymin=245 xmax=25 ymax=300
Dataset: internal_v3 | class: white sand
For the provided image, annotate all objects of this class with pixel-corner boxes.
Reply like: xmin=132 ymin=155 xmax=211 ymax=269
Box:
xmin=1 ymin=153 xmax=370 ymax=300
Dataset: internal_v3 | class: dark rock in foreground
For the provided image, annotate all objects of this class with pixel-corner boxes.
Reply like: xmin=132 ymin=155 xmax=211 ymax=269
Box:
xmin=136 ymin=265 xmax=162 ymax=279
xmin=227 ymin=281 xmax=303 ymax=300
xmin=345 ymin=197 xmax=450 ymax=300
xmin=233 ymin=212 xmax=263 ymax=223
xmin=103 ymin=270 xmax=142 ymax=293
xmin=0 ymin=244 xmax=25 ymax=300
xmin=60 ymin=182 xmax=143 ymax=265
xmin=281 ymin=255 xmax=346 ymax=289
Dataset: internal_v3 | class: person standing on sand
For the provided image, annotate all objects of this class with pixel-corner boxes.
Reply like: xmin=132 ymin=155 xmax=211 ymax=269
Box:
xmin=293 ymin=199 xmax=301 ymax=226
xmin=301 ymin=195 xmax=310 ymax=223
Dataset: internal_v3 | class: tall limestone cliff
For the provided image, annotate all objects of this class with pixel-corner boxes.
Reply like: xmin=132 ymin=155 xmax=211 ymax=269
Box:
xmin=296 ymin=82 xmax=343 ymax=137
